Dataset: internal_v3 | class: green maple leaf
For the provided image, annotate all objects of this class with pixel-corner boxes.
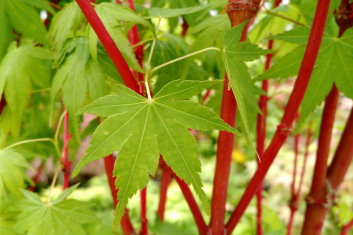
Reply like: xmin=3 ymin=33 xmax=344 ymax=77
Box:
xmin=221 ymin=23 xmax=270 ymax=140
xmin=72 ymin=80 xmax=236 ymax=224
xmin=0 ymin=149 xmax=30 ymax=198
xmin=14 ymin=185 xmax=94 ymax=235
xmin=301 ymin=30 xmax=353 ymax=122
xmin=0 ymin=0 xmax=51 ymax=47
xmin=257 ymin=28 xmax=353 ymax=123
xmin=48 ymin=2 xmax=85 ymax=51
xmin=51 ymin=37 xmax=109 ymax=137
xmin=0 ymin=42 xmax=52 ymax=136
xmin=88 ymin=2 xmax=150 ymax=72
xmin=249 ymin=4 xmax=307 ymax=43
xmin=255 ymin=45 xmax=306 ymax=81
xmin=148 ymin=4 xmax=210 ymax=18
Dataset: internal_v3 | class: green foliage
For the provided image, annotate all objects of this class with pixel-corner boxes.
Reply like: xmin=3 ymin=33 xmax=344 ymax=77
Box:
xmin=13 ymin=185 xmax=94 ymax=235
xmin=148 ymin=4 xmax=210 ymax=18
xmin=258 ymin=27 xmax=353 ymax=123
xmin=48 ymin=2 xmax=84 ymax=51
xmin=222 ymin=23 xmax=269 ymax=139
xmin=73 ymin=80 xmax=235 ymax=223
xmin=0 ymin=43 xmax=52 ymax=136
xmin=0 ymin=150 xmax=30 ymax=198
xmin=0 ymin=0 xmax=49 ymax=46
xmin=51 ymin=37 xmax=109 ymax=137
xmin=92 ymin=2 xmax=150 ymax=71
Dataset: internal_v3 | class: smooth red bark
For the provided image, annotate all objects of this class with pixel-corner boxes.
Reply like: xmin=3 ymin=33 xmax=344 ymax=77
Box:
xmin=255 ymin=38 xmax=276 ymax=235
xmin=210 ymin=1 xmax=261 ymax=234
xmin=140 ymin=188 xmax=148 ymax=235
xmin=209 ymin=75 xmax=237 ymax=234
xmin=340 ymin=218 xmax=353 ymax=235
xmin=301 ymin=86 xmax=339 ymax=234
xmin=302 ymin=107 xmax=353 ymax=235
xmin=157 ymin=161 xmax=172 ymax=221
xmin=75 ymin=0 xmax=139 ymax=93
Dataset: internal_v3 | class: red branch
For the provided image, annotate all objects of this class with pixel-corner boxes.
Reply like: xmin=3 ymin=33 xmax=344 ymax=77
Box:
xmin=327 ymin=107 xmax=353 ymax=195
xmin=157 ymin=160 xmax=172 ymax=221
xmin=340 ymin=218 xmax=353 ymax=235
xmin=181 ymin=17 xmax=189 ymax=37
xmin=159 ymin=159 xmax=207 ymax=234
xmin=210 ymin=1 xmax=261 ymax=234
xmin=104 ymin=155 xmax=135 ymax=234
xmin=255 ymin=37 xmax=276 ymax=235
xmin=74 ymin=0 xmax=139 ymax=233
xmin=29 ymin=162 xmax=44 ymax=191
xmin=126 ymin=0 xmax=145 ymax=94
xmin=61 ymin=112 xmax=72 ymax=189
xmin=255 ymin=5 xmax=281 ymax=234
xmin=302 ymin=108 xmax=353 ymax=235
xmin=0 ymin=95 xmax=6 ymax=115
xmin=301 ymin=86 xmax=339 ymax=234
xmin=226 ymin=0 xmax=331 ymax=233
xmin=209 ymin=75 xmax=237 ymax=234
xmin=140 ymin=188 xmax=148 ymax=235
xmin=75 ymin=0 xmax=139 ymax=93
xmin=287 ymin=127 xmax=312 ymax=235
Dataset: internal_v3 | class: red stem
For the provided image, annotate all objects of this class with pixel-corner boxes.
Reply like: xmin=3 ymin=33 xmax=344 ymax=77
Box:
xmin=29 ymin=162 xmax=44 ymax=191
xmin=255 ymin=37 xmax=275 ymax=235
xmin=75 ymin=0 xmax=139 ymax=93
xmin=209 ymin=75 xmax=237 ymax=234
xmin=181 ymin=17 xmax=189 ymax=37
xmin=301 ymin=108 xmax=353 ymax=235
xmin=300 ymin=81 xmax=340 ymax=234
xmin=291 ymin=133 xmax=300 ymax=197
xmin=210 ymin=1 xmax=261 ymax=233
xmin=287 ymin=131 xmax=300 ymax=235
xmin=287 ymin=128 xmax=312 ymax=235
xmin=104 ymin=155 xmax=135 ymax=235
xmin=175 ymin=176 xmax=208 ymax=234
xmin=0 ymin=95 xmax=6 ymax=115
xmin=74 ymin=1 xmax=140 ymax=233
xmin=62 ymin=112 xmax=72 ymax=189
xmin=301 ymin=3 xmax=353 ymax=230
xmin=226 ymin=0 xmax=331 ymax=233
xmin=156 ymin=161 xmax=172 ymax=221
xmin=160 ymin=159 xmax=207 ymax=234
xmin=126 ymin=0 xmax=145 ymax=94
xmin=140 ymin=188 xmax=148 ymax=235
xmin=340 ymin=218 xmax=353 ymax=235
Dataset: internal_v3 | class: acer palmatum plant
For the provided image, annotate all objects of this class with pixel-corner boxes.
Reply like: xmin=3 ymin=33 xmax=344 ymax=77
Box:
xmin=0 ymin=0 xmax=353 ymax=234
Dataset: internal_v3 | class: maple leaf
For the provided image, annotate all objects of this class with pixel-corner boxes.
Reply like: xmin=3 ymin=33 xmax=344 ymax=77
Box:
xmin=72 ymin=80 xmax=236 ymax=224
xmin=0 ymin=42 xmax=52 ymax=136
xmin=51 ymin=37 xmax=109 ymax=137
xmin=257 ymin=27 xmax=353 ymax=123
xmin=221 ymin=23 xmax=270 ymax=139
xmin=0 ymin=150 xmax=30 ymax=198
xmin=14 ymin=185 xmax=94 ymax=235
xmin=0 ymin=0 xmax=52 ymax=58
